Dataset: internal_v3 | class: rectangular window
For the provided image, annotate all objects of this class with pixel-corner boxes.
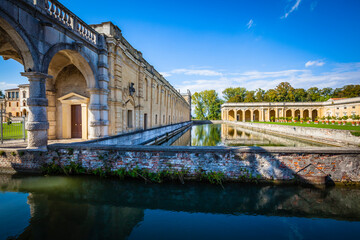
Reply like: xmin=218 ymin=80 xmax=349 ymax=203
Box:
xmin=8 ymin=92 xmax=11 ymax=98
xmin=344 ymin=107 xmax=347 ymax=109
xmin=16 ymin=92 xmax=19 ymax=99
xmin=12 ymin=92 xmax=15 ymax=98
xmin=163 ymin=115 xmax=165 ymax=123
xmin=9 ymin=102 xmax=11 ymax=107
xmin=127 ymin=110 xmax=133 ymax=128
xmin=336 ymin=107 xmax=339 ymax=110
xmin=155 ymin=115 xmax=158 ymax=124
xmin=353 ymin=106 xmax=356 ymax=109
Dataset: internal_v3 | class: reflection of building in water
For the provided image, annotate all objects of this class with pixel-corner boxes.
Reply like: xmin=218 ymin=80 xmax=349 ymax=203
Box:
xmin=221 ymin=124 xmax=328 ymax=147
xmin=2 ymin=175 xmax=360 ymax=239
xmin=170 ymin=128 xmax=191 ymax=146
xmin=222 ymin=97 xmax=360 ymax=122
xmin=16 ymin=193 xmax=144 ymax=240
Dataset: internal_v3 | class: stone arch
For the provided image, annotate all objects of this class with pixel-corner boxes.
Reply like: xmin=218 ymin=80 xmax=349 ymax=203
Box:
xmin=236 ymin=109 xmax=243 ymax=121
xmin=294 ymin=109 xmax=300 ymax=120
xmin=245 ymin=110 xmax=251 ymax=122
xmin=42 ymin=44 xmax=97 ymax=88
xmin=303 ymin=109 xmax=309 ymax=120
xmin=228 ymin=109 xmax=235 ymax=121
xmin=0 ymin=10 xmax=39 ymax=71
xmin=286 ymin=109 xmax=292 ymax=119
xmin=312 ymin=109 xmax=318 ymax=121
xmin=270 ymin=110 xmax=276 ymax=122
xmin=253 ymin=109 xmax=259 ymax=121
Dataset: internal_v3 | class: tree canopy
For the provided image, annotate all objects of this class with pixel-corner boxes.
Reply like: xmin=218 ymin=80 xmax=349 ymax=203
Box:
xmin=192 ymin=90 xmax=223 ymax=120
xmin=192 ymin=83 xmax=360 ymax=120
xmin=223 ymin=82 xmax=360 ymax=103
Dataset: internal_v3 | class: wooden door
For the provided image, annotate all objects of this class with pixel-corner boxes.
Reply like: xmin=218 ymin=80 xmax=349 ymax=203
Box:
xmin=71 ymin=105 xmax=82 ymax=138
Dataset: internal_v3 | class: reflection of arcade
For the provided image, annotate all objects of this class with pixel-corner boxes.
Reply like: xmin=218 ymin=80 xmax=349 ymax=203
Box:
xmin=2 ymin=174 xmax=360 ymax=240
xmin=221 ymin=124 xmax=328 ymax=147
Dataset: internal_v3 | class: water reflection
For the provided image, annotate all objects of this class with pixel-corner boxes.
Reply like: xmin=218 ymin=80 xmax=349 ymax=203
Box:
xmin=1 ymin=175 xmax=360 ymax=239
xmin=168 ymin=124 xmax=333 ymax=147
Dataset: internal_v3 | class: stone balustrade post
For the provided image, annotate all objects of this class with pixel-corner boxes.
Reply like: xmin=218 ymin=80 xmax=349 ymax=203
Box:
xmin=21 ymin=72 xmax=51 ymax=150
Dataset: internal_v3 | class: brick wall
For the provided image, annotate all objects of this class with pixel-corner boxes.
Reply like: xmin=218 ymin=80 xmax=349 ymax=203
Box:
xmin=1 ymin=146 xmax=359 ymax=184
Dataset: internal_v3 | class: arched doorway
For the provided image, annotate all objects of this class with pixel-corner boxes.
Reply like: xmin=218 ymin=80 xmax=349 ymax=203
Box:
xmin=236 ymin=110 xmax=243 ymax=121
xmin=45 ymin=49 xmax=95 ymax=140
xmin=312 ymin=109 xmax=318 ymax=121
xmin=295 ymin=110 xmax=300 ymax=120
xmin=253 ymin=110 xmax=259 ymax=121
xmin=270 ymin=110 xmax=275 ymax=122
xmin=245 ymin=110 xmax=251 ymax=122
xmin=303 ymin=109 xmax=309 ymax=120
xmin=228 ymin=110 xmax=235 ymax=121
xmin=286 ymin=110 xmax=292 ymax=118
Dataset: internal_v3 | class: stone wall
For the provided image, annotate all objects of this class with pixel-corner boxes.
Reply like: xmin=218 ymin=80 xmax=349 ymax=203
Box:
xmin=226 ymin=121 xmax=360 ymax=146
xmin=1 ymin=146 xmax=359 ymax=184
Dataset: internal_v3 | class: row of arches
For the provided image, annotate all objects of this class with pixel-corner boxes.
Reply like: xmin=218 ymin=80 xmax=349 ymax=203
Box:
xmin=226 ymin=109 xmax=319 ymax=122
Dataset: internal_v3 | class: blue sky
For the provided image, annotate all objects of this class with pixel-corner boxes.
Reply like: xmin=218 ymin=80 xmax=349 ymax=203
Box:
xmin=1 ymin=0 xmax=360 ymax=96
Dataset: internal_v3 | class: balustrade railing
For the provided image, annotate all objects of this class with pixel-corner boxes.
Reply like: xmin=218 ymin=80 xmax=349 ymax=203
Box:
xmin=43 ymin=0 xmax=98 ymax=45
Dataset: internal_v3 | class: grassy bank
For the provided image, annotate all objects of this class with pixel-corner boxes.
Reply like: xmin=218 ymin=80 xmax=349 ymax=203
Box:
xmin=252 ymin=121 xmax=360 ymax=136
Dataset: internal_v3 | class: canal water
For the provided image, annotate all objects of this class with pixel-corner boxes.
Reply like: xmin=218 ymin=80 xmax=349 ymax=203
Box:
xmin=166 ymin=123 xmax=334 ymax=147
xmin=1 ymin=174 xmax=360 ymax=240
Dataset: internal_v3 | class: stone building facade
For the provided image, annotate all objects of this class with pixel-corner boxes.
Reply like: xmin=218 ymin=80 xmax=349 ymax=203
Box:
xmin=92 ymin=22 xmax=191 ymax=136
xmin=0 ymin=0 xmax=191 ymax=148
xmin=4 ymin=88 xmax=20 ymax=117
xmin=221 ymin=97 xmax=360 ymax=122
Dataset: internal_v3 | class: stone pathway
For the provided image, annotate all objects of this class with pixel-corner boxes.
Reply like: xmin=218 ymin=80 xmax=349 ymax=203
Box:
xmin=0 ymin=139 xmax=86 ymax=149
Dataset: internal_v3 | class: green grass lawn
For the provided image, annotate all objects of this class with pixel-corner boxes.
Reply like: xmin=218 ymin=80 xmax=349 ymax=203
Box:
xmin=254 ymin=121 xmax=360 ymax=136
xmin=1 ymin=123 xmax=26 ymax=140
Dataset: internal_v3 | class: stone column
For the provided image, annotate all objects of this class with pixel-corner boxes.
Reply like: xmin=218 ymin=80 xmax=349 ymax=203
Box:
xmin=250 ymin=110 xmax=254 ymax=122
xmin=300 ymin=109 xmax=304 ymax=119
xmin=267 ymin=108 xmax=271 ymax=122
xmin=98 ymin=35 xmax=110 ymax=137
xmin=46 ymin=78 xmax=56 ymax=140
xmin=21 ymin=72 xmax=51 ymax=150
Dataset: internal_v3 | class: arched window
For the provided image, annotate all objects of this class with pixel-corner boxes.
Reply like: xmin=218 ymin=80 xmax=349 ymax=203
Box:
xmin=16 ymin=102 xmax=19 ymax=107
xmin=9 ymin=102 xmax=11 ymax=107
xmin=23 ymin=101 xmax=26 ymax=106
xmin=23 ymin=91 xmax=26 ymax=98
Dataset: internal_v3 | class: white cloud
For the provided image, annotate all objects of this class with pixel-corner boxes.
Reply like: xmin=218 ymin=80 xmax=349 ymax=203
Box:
xmin=305 ymin=60 xmax=325 ymax=67
xmin=160 ymin=72 xmax=171 ymax=77
xmin=0 ymin=82 xmax=18 ymax=92
xmin=175 ymin=62 xmax=360 ymax=98
xmin=247 ymin=19 xmax=254 ymax=29
xmin=282 ymin=0 xmax=302 ymax=19
xmin=161 ymin=68 xmax=223 ymax=77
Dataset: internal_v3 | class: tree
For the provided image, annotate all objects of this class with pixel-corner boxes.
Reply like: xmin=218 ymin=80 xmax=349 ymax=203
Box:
xmin=319 ymin=87 xmax=333 ymax=101
xmin=333 ymin=85 xmax=360 ymax=98
xmin=306 ymin=87 xmax=320 ymax=102
xmin=192 ymin=90 xmax=222 ymax=120
xmin=244 ymin=91 xmax=256 ymax=102
xmin=275 ymin=82 xmax=295 ymax=102
xmin=264 ymin=89 xmax=277 ymax=102
xmin=294 ymin=88 xmax=307 ymax=102
xmin=192 ymin=92 xmax=206 ymax=120
xmin=222 ymin=87 xmax=247 ymax=102
xmin=255 ymin=88 xmax=265 ymax=102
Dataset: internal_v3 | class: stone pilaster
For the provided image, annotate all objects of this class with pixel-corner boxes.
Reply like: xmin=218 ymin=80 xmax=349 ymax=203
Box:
xmin=21 ymin=72 xmax=51 ymax=150
xmin=97 ymin=34 xmax=110 ymax=137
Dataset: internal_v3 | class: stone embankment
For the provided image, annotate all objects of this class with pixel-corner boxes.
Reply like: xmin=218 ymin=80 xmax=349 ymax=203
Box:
xmin=0 ymin=145 xmax=359 ymax=185
xmin=225 ymin=121 xmax=360 ymax=146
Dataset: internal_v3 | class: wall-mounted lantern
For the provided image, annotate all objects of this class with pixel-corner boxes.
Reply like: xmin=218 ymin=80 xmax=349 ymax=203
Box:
xmin=129 ymin=83 xmax=135 ymax=96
